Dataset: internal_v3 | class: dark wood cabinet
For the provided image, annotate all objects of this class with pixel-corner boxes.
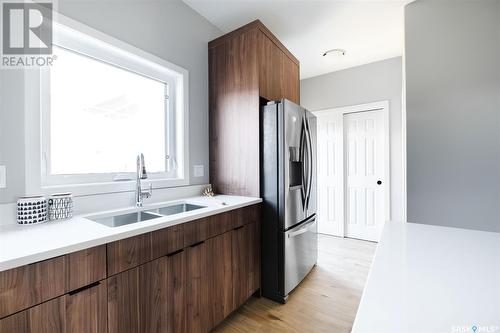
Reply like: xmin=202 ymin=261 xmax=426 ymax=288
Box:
xmin=0 ymin=279 xmax=107 ymax=333
xmin=107 ymin=232 xmax=152 ymax=276
xmin=151 ymin=224 xmax=184 ymax=259
xmin=67 ymin=245 xmax=106 ymax=291
xmin=209 ymin=28 xmax=260 ymax=197
xmin=209 ymin=20 xmax=300 ymax=197
xmin=0 ymin=308 xmax=28 ymax=333
xmin=0 ymin=204 xmax=260 ymax=333
xmin=0 ymin=297 xmax=65 ymax=333
xmin=183 ymin=217 xmax=209 ymax=248
xmin=27 ymin=297 xmax=66 ymax=333
xmin=106 ymin=267 xmax=140 ymax=333
xmin=185 ymin=241 xmax=209 ymax=333
xmin=206 ymin=210 xmax=236 ymax=239
xmin=248 ymin=220 xmax=261 ymax=294
xmin=66 ymin=282 xmax=107 ymax=333
xmin=259 ymin=33 xmax=284 ymax=102
xmin=107 ymin=253 xmax=188 ymax=333
xmin=282 ymin=52 xmax=300 ymax=104
xmin=207 ymin=232 xmax=233 ymax=328
xmin=0 ymin=256 xmax=67 ymax=318
xmin=164 ymin=251 xmax=186 ymax=333
xmin=107 ymin=259 xmax=171 ymax=333
xmin=232 ymin=225 xmax=250 ymax=309
xmin=232 ymin=221 xmax=261 ymax=309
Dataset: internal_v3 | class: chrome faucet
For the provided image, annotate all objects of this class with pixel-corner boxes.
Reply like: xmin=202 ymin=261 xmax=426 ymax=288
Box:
xmin=136 ymin=153 xmax=152 ymax=207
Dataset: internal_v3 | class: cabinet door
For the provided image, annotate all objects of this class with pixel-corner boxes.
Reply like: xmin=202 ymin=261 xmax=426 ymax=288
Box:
xmin=232 ymin=225 xmax=249 ymax=309
xmin=67 ymin=245 xmax=107 ymax=292
xmin=247 ymin=221 xmax=261 ymax=294
xmin=107 ymin=261 xmax=162 ymax=333
xmin=151 ymin=224 xmax=184 ymax=259
xmin=232 ymin=221 xmax=261 ymax=309
xmin=207 ymin=232 xmax=233 ymax=328
xmin=282 ymin=54 xmax=300 ymax=104
xmin=66 ymin=282 xmax=107 ymax=333
xmin=107 ymin=267 xmax=140 ymax=333
xmin=107 ymin=233 xmax=152 ymax=276
xmin=236 ymin=204 xmax=260 ymax=228
xmin=0 ymin=256 xmax=67 ymax=318
xmin=185 ymin=241 xmax=209 ymax=333
xmin=0 ymin=297 xmax=66 ymax=333
xmin=164 ymin=251 xmax=186 ymax=333
xmin=259 ymin=33 xmax=283 ymax=101
xmin=183 ymin=218 xmax=209 ymax=248
xmin=107 ymin=256 xmax=185 ymax=333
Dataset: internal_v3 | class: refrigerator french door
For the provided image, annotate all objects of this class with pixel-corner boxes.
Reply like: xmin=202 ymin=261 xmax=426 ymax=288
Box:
xmin=261 ymin=99 xmax=318 ymax=304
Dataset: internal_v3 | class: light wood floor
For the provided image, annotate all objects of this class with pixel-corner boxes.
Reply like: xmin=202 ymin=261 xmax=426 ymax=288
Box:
xmin=213 ymin=235 xmax=377 ymax=333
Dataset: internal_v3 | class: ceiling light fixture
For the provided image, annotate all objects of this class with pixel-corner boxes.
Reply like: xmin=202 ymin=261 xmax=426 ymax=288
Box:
xmin=323 ymin=48 xmax=346 ymax=57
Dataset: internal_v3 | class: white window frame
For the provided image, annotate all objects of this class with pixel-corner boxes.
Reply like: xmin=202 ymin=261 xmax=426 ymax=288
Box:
xmin=24 ymin=13 xmax=189 ymax=196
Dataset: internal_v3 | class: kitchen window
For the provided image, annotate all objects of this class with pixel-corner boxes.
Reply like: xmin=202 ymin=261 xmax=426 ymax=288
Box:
xmin=34 ymin=18 xmax=189 ymax=195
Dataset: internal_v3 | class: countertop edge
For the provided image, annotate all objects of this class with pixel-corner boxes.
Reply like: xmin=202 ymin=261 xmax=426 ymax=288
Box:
xmin=0 ymin=196 xmax=262 ymax=272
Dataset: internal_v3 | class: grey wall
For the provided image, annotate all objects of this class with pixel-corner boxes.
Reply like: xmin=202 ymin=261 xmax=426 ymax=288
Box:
xmin=300 ymin=57 xmax=404 ymax=222
xmin=406 ymin=0 xmax=500 ymax=232
xmin=0 ymin=0 xmax=221 ymax=203
xmin=0 ymin=71 xmax=26 ymax=203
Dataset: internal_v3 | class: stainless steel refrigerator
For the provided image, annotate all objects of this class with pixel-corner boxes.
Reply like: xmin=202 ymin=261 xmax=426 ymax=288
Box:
xmin=261 ymin=99 xmax=317 ymax=304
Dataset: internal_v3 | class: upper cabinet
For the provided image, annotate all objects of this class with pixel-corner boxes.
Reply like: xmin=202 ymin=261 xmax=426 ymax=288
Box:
xmin=209 ymin=20 xmax=300 ymax=197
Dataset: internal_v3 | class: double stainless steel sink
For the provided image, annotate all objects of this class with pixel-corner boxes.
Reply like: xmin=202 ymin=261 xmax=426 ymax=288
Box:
xmin=89 ymin=203 xmax=206 ymax=228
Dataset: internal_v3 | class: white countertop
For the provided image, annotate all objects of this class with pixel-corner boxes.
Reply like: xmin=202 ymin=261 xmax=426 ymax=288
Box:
xmin=353 ymin=222 xmax=500 ymax=333
xmin=0 ymin=195 xmax=261 ymax=272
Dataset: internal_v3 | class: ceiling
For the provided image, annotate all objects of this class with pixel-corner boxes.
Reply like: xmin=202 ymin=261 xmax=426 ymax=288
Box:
xmin=183 ymin=0 xmax=410 ymax=79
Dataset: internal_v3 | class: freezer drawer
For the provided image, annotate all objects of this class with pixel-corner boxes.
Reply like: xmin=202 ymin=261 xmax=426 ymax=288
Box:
xmin=283 ymin=216 xmax=318 ymax=296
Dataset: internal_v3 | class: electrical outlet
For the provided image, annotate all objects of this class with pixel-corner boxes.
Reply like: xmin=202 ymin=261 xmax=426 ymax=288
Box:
xmin=0 ymin=165 xmax=6 ymax=189
xmin=193 ymin=165 xmax=204 ymax=178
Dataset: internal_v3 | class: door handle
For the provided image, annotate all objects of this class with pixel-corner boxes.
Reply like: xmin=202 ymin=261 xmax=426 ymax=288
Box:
xmin=190 ymin=240 xmax=205 ymax=248
xmin=377 ymin=180 xmax=382 ymax=185
xmin=287 ymin=217 xmax=316 ymax=238
xmin=167 ymin=249 xmax=184 ymax=257
xmin=304 ymin=117 xmax=313 ymax=211
xmin=68 ymin=281 xmax=101 ymax=296
xmin=299 ymin=117 xmax=307 ymax=207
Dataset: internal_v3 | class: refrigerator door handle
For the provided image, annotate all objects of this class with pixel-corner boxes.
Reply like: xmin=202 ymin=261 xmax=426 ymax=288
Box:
xmin=299 ymin=117 xmax=307 ymax=208
xmin=304 ymin=117 xmax=314 ymax=211
xmin=287 ymin=216 xmax=316 ymax=238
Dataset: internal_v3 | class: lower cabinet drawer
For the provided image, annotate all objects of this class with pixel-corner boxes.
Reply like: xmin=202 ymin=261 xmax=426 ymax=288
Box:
xmin=151 ymin=224 xmax=184 ymax=259
xmin=67 ymin=245 xmax=107 ymax=292
xmin=183 ymin=218 xmax=209 ymax=247
xmin=0 ymin=281 xmax=107 ymax=333
xmin=0 ymin=297 xmax=66 ymax=333
xmin=107 ymin=233 xmax=152 ymax=276
xmin=0 ymin=256 xmax=67 ymax=318
xmin=235 ymin=204 xmax=260 ymax=228
xmin=206 ymin=210 xmax=237 ymax=238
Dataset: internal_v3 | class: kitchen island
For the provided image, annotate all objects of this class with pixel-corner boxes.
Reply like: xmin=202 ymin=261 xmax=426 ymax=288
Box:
xmin=353 ymin=221 xmax=500 ymax=333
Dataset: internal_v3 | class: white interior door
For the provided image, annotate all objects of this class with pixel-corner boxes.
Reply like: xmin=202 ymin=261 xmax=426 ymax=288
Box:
xmin=316 ymin=113 xmax=343 ymax=236
xmin=344 ymin=110 xmax=386 ymax=241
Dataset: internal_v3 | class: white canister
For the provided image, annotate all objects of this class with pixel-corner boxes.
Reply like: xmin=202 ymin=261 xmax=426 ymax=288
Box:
xmin=48 ymin=193 xmax=73 ymax=221
xmin=17 ymin=195 xmax=48 ymax=225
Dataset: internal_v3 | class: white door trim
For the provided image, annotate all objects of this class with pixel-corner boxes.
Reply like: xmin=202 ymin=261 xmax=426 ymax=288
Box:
xmin=313 ymin=101 xmax=390 ymax=238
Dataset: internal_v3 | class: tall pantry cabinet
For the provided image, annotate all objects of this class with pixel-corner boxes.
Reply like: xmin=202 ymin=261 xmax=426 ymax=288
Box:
xmin=209 ymin=20 xmax=300 ymax=197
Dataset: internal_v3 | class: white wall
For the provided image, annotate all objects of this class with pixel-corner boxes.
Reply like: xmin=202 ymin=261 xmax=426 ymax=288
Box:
xmin=405 ymin=0 xmax=500 ymax=232
xmin=0 ymin=0 xmax=221 ymax=204
xmin=300 ymin=57 xmax=403 ymax=222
